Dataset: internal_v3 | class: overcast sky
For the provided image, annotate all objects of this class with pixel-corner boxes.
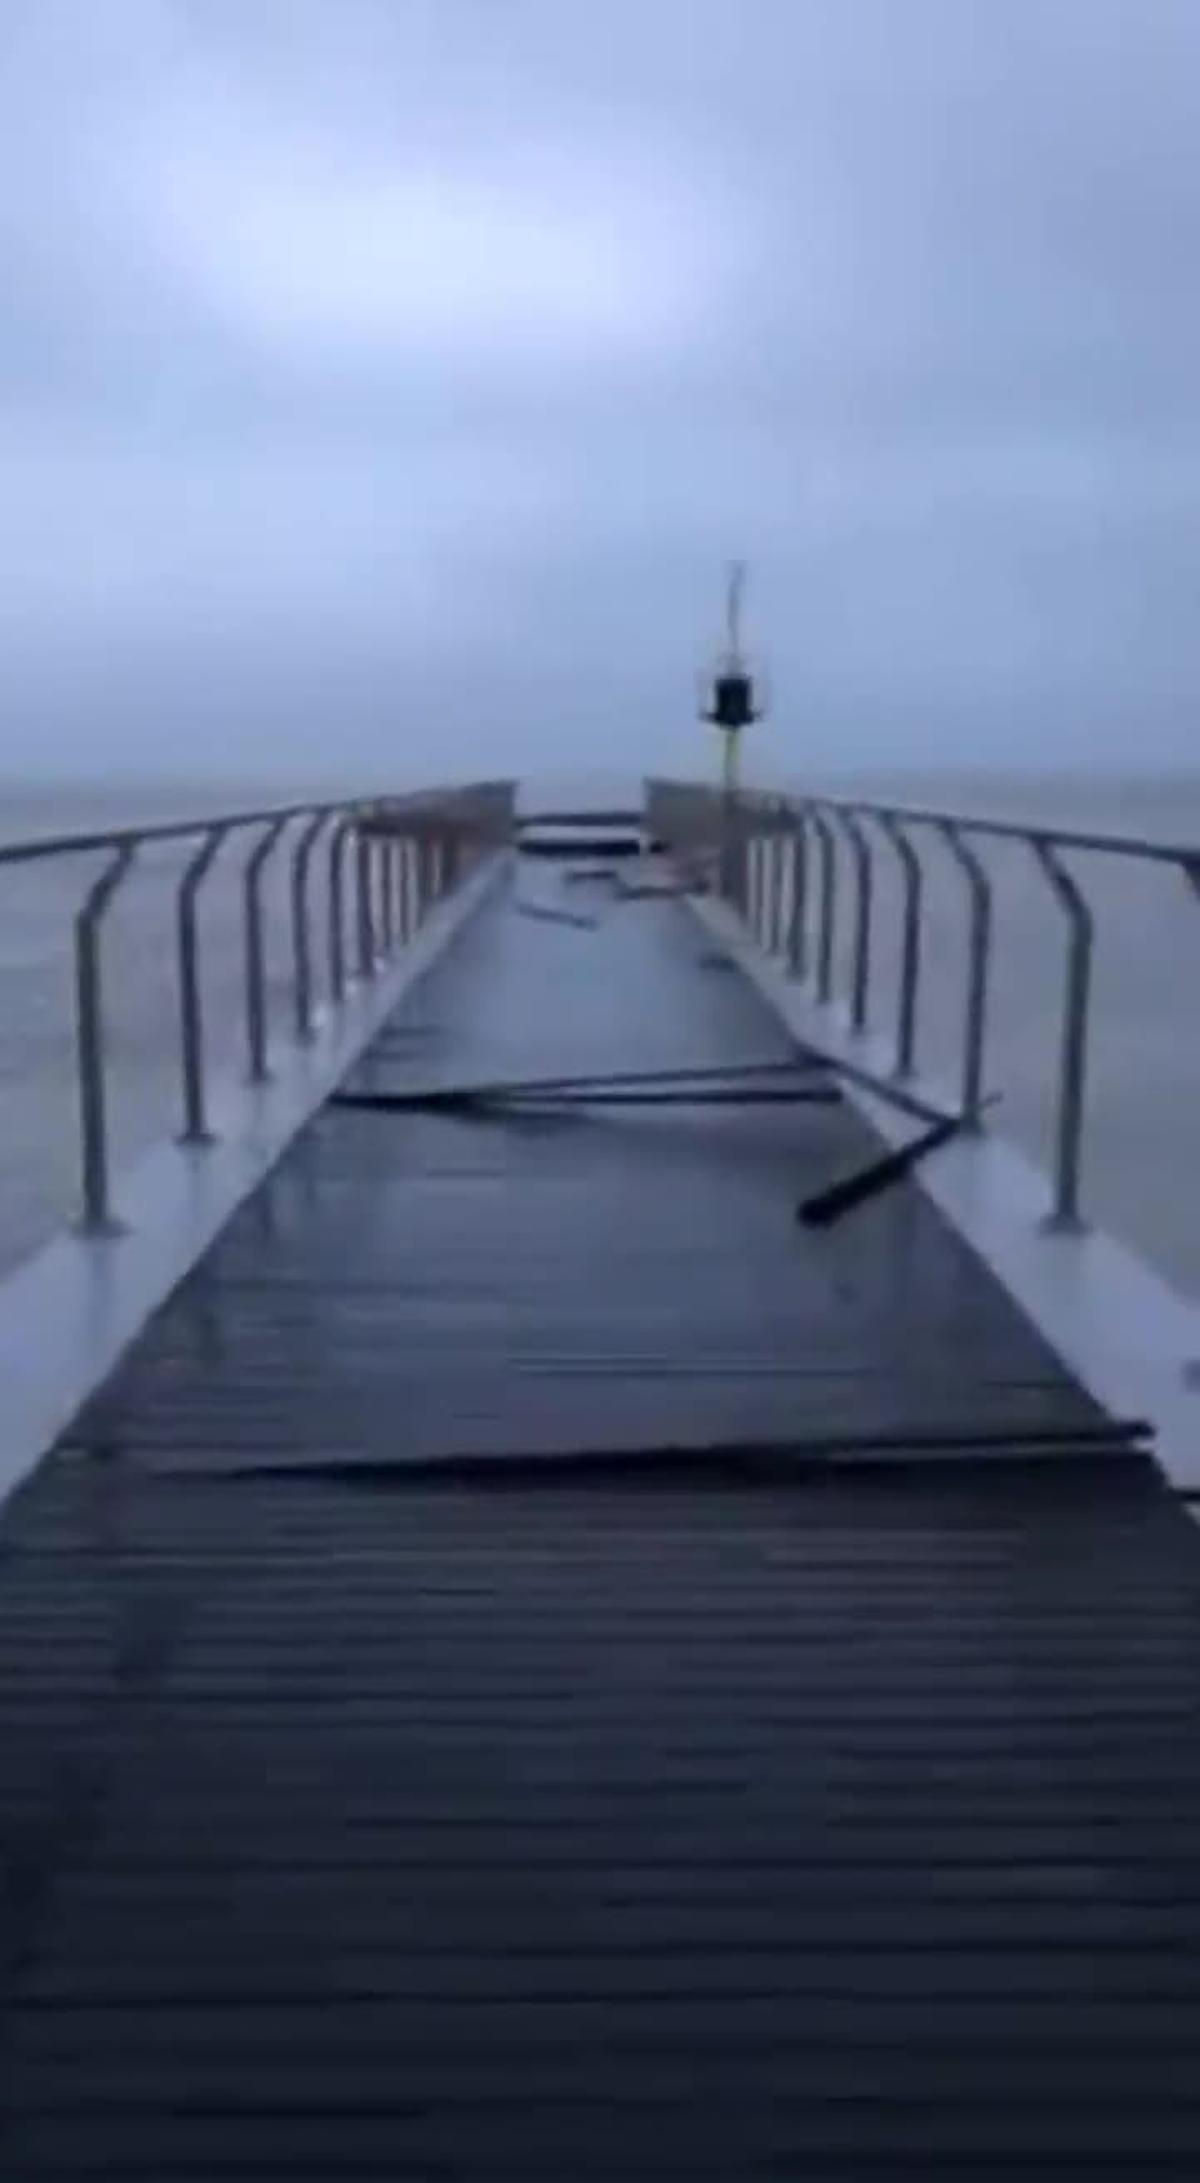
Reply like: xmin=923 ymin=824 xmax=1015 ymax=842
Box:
xmin=0 ymin=0 xmax=1196 ymax=785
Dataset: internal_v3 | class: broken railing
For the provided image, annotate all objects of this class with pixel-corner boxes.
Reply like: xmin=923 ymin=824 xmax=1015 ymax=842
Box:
xmin=646 ymin=777 xmax=1200 ymax=1233
xmin=1 ymin=782 xmax=513 ymax=1237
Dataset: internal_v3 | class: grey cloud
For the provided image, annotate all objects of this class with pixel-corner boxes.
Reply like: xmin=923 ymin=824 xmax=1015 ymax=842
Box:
xmin=0 ymin=0 xmax=1197 ymax=780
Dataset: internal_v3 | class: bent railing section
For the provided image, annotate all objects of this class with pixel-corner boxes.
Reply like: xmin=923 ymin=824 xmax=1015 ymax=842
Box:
xmin=5 ymin=783 xmax=513 ymax=1238
xmin=647 ymin=777 xmax=1200 ymax=1235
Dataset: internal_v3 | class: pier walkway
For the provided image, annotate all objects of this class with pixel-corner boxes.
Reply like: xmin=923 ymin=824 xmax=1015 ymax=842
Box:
xmin=1 ymin=860 xmax=1199 ymax=2177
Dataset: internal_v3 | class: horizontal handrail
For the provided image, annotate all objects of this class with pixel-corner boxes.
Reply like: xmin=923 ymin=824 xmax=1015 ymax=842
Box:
xmin=0 ymin=781 xmax=515 ymax=1239
xmin=647 ymin=777 xmax=1200 ymax=870
xmin=769 ymin=790 xmax=1200 ymax=869
xmin=645 ymin=774 xmax=1200 ymax=1237
xmin=0 ymin=800 xmax=343 ymax=868
xmin=0 ymin=780 xmax=518 ymax=868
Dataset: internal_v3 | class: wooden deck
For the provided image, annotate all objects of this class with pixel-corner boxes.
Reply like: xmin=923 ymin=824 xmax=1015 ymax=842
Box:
xmin=67 ymin=867 xmax=1112 ymax=1466
xmin=2 ymin=864 xmax=1199 ymax=2176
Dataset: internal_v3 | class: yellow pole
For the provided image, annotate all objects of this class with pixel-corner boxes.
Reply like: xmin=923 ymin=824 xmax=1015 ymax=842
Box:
xmin=718 ymin=729 xmax=742 ymax=906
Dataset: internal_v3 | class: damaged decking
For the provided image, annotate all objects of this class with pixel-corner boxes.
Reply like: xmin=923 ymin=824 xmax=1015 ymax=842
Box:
xmin=65 ymin=866 xmax=1116 ymax=1466
xmin=2 ymin=863 xmax=1200 ymax=2177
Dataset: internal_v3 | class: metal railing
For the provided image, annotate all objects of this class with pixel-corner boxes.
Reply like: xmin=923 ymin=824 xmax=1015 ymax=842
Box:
xmin=1 ymin=782 xmax=514 ymax=1238
xmin=646 ymin=777 xmax=1200 ymax=1234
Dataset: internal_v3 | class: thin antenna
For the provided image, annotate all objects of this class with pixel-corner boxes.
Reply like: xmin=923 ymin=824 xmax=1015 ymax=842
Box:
xmin=725 ymin=560 xmax=746 ymax=665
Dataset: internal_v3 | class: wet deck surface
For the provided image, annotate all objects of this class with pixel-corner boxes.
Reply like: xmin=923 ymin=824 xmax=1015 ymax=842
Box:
xmin=68 ymin=868 xmax=1107 ymax=1466
xmin=3 ymin=867 xmax=1200 ymax=2176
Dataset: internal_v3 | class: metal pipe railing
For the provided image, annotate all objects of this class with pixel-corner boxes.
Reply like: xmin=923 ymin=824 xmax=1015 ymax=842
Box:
xmin=726 ymin=788 xmax=1200 ymax=871
xmin=355 ymin=822 xmax=377 ymax=980
xmin=3 ymin=781 xmax=517 ymax=1235
xmin=327 ymin=818 xmax=354 ymax=1007
xmin=244 ymin=817 xmax=289 ymax=1085
xmin=380 ymin=832 xmax=398 ymax=957
xmin=807 ymin=804 xmax=837 ymax=1004
xmin=834 ymin=808 xmax=873 ymax=1033
xmin=745 ymin=835 xmax=762 ymax=944
xmin=291 ymin=811 xmax=331 ymax=1043
xmin=939 ymin=820 xmax=992 ymax=1127
xmin=646 ymin=773 xmax=1200 ymax=1236
xmin=1033 ymin=840 xmax=1094 ymax=1232
xmin=786 ymin=817 xmax=807 ymax=978
xmin=396 ymin=838 xmax=413 ymax=946
xmin=177 ymin=826 xmax=228 ymax=1145
xmin=74 ymin=844 xmax=136 ymax=1233
xmin=877 ymin=812 xmax=923 ymax=1080
xmin=767 ymin=823 xmax=787 ymax=956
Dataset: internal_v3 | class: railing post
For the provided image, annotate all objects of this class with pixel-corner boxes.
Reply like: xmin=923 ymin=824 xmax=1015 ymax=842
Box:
xmin=177 ymin=825 xmax=227 ymax=1145
xmin=751 ymin=834 xmax=764 ymax=942
xmin=291 ymin=811 xmax=331 ymax=1042
xmin=418 ymin=832 xmax=437 ymax=920
xmin=807 ymin=804 xmax=837 ymax=1003
xmin=399 ymin=838 xmax=414 ymax=934
xmin=718 ymin=787 xmax=742 ymax=908
xmin=768 ymin=817 xmax=787 ymax=955
xmin=356 ymin=818 xmax=376 ymax=978
xmin=426 ymin=831 xmax=443 ymax=912
xmin=732 ymin=816 xmax=750 ymax=921
xmin=1032 ymin=839 xmax=1094 ymax=1232
xmin=397 ymin=836 xmax=413 ymax=944
xmin=243 ymin=816 xmax=288 ymax=1084
xmin=878 ymin=811 xmax=923 ymax=1078
xmin=834 ymin=809 xmax=873 ymax=1032
xmin=742 ymin=832 xmax=757 ymax=934
xmin=380 ymin=825 xmax=397 ymax=955
xmin=940 ymin=821 xmax=993 ymax=1126
xmin=327 ymin=819 xmax=353 ymax=1005
xmin=786 ymin=814 xmax=807 ymax=977
xmin=74 ymin=842 xmax=136 ymax=1234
